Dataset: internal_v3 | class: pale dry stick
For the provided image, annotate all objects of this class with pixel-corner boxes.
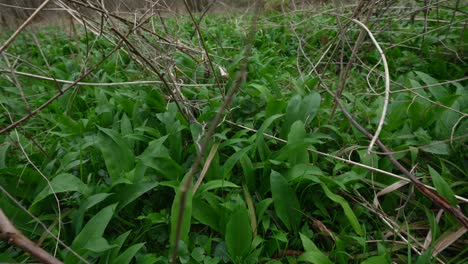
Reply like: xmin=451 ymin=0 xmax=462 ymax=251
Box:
xmin=0 ymin=0 xmax=52 ymax=53
xmin=0 ymin=184 xmax=89 ymax=264
xmin=192 ymin=142 xmax=220 ymax=195
xmin=365 ymin=57 xmax=381 ymax=94
xmin=0 ymin=209 xmax=63 ymax=264
xmin=171 ymin=5 xmax=261 ymax=262
xmin=432 ymin=226 xmax=467 ymax=257
xmin=0 ymin=68 xmax=213 ymax=88
xmin=348 ymin=18 xmax=390 ymax=154
xmin=423 ymin=209 xmax=443 ymax=250
xmin=450 ymin=116 xmax=466 ymax=145
xmin=225 ymin=120 xmax=468 ymax=204
xmin=0 ymin=103 xmax=62 ymax=256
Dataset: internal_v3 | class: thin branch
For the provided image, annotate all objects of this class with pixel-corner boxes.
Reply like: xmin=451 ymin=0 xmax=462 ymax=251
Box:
xmin=171 ymin=4 xmax=261 ymax=262
xmin=348 ymin=18 xmax=390 ymax=153
xmin=0 ymin=209 xmax=63 ymax=264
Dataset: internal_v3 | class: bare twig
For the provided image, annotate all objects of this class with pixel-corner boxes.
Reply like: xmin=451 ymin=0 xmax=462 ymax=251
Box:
xmin=0 ymin=209 xmax=63 ymax=264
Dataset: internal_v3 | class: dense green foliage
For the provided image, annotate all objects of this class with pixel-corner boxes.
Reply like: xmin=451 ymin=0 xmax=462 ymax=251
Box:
xmin=0 ymin=4 xmax=466 ymax=264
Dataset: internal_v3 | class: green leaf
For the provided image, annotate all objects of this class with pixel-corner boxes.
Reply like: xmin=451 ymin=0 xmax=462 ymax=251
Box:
xmin=320 ymin=183 xmax=363 ymax=236
xmin=300 ymin=91 xmax=321 ymax=125
xmin=270 ymin=170 xmax=302 ymax=231
xmin=113 ymin=243 xmax=145 ymax=264
xmin=113 ymin=181 xmax=159 ymax=211
xmin=428 ymin=166 xmax=458 ymax=206
xmin=107 ymin=231 xmax=131 ymax=261
xmin=282 ymin=94 xmax=302 ymax=137
xmin=83 ymin=237 xmax=116 ymax=253
xmin=0 ymin=143 xmax=9 ymax=168
xmin=299 ymin=251 xmax=333 ymax=264
xmin=139 ymin=136 xmax=183 ymax=181
xmin=361 ymin=254 xmax=389 ymax=264
xmin=286 ymin=120 xmax=309 ymax=165
xmin=223 ymin=146 xmax=252 ymax=178
xmin=225 ymin=205 xmax=252 ymax=259
xmin=415 ymin=71 xmax=447 ymax=100
xmin=192 ymin=197 xmax=220 ymax=232
xmin=97 ymin=127 xmax=135 ymax=182
xmin=421 ymin=142 xmax=450 ymax=155
xmin=197 ymin=180 xmax=239 ymax=193
xmin=33 ymin=173 xmax=88 ymax=205
xmin=66 ymin=204 xmax=117 ymax=263
xmin=240 ymin=155 xmax=255 ymax=192
xmin=298 ymin=234 xmax=333 ymax=264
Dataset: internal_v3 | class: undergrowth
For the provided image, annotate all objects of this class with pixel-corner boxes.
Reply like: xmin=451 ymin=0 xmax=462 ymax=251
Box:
xmin=0 ymin=2 xmax=466 ymax=264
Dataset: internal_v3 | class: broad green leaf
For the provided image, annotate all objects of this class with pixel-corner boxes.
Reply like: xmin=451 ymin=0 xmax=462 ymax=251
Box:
xmin=113 ymin=181 xmax=159 ymax=211
xmin=299 ymin=233 xmax=332 ymax=264
xmin=0 ymin=143 xmax=10 ymax=168
xmin=83 ymin=237 xmax=116 ymax=253
xmin=72 ymin=193 xmax=113 ymax=233
xmin=66 ymin=204 xmax=117 ymax=263
xmin=97 ymin=127 xmax=135 ymax=182
xmin=361 ymin=254 xmax=389 ymax=264
xmin=121 ymin=113 xmax=134 ymax=149
xmin=33 ymin=173 xmax=88 ymax=205
xmin=298 ymin=252 xmax=333 ymax=264
xmin=225 ymin=205 xmax=252 ymax=259
xmin=300 ymin=91 xmax=321 ymax=125
xmin=270 ymin=170 xmax=302 ymax=231
xmin=240 ymin=155 xmax=255 ymax=192
xmin=421 ymin=142 xmax=450 ymax=155
xmin=320 ymin=183 xmax=363 ymax=236
xmin=282 ymin=94 xmax=302 ymax=137
xmin=139 ymin=136 xmax=183 ymax=181
xmin=415 ymin=71 xmax=447 ymax=100
xmin=428 ymin=166 xmax=457 ymax=206
xmin=256 ymin=198 xmax=273 ymax=221
xmin=286 ymin=120 xmax=309 ymax=165
xmin=223 ymin=146 xmax=252 ymax=178
xmin=192 ymin=197 xmax=220 ymax=232
xmin=106 ymin=231 xmax=131 ymax=261
xmin=113 ymin=243 xmax=145 ymax=264
xmin=197 ymin=180 xmax=239 ymax=193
